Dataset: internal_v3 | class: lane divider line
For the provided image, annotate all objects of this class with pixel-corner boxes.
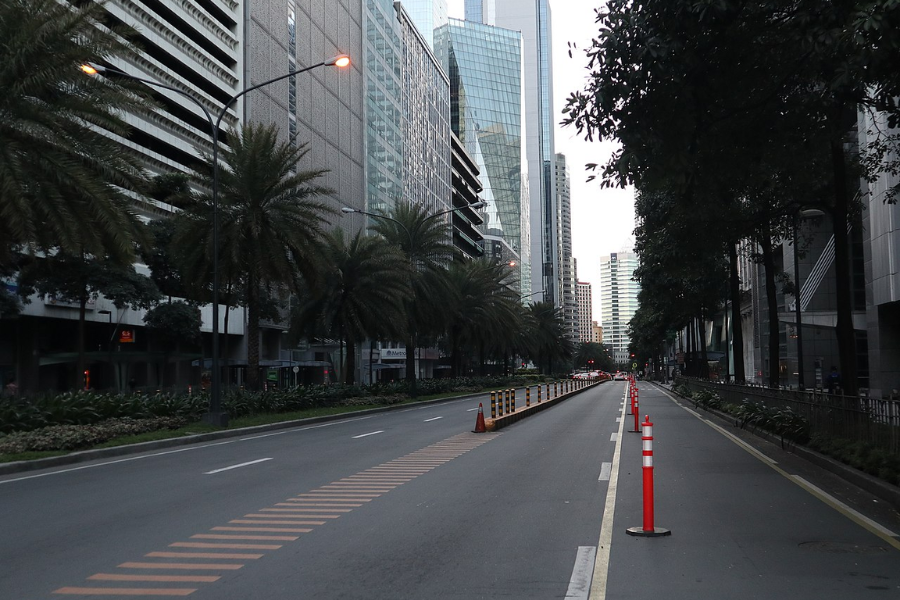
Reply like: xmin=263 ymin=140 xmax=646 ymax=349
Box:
xmin=567 ymin=546 xmax=598 ymax=600
xmin=204 ymin=458 xmax=272 ymax=475
xmin=424 ymin=417 xmax=444 ymax=422
xmin=598 ymin=462 xmax=612 ymax=482
xmin=658 ymin=386 xmax=900 ymax=551
xmin=589 ymin=391 xmax=629 ymax=600
xmin=352 ymin=431 xmax=384 ymax=439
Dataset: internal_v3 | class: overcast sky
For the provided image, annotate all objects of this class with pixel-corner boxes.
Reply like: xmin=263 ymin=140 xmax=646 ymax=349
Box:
xmin=446 ymin=1 xmax=636 ymax=316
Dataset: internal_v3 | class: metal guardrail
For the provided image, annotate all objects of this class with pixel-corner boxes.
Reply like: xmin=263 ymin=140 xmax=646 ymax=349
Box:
xmin=678 ymin=378 xmax=900 ymax=454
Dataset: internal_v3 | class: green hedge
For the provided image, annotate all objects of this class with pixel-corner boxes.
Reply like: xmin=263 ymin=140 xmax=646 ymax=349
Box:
xmin=0 ymin=417 xmax=187 ymax=454
xmin=0 ymin=376 xmax=530 ymax=435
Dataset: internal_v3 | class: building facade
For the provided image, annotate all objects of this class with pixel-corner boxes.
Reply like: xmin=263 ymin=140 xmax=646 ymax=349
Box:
xmin=435 ymin=18 xmax=529 ymax=294
xmin=576 ymin=281 xmax=593 ymax=343
xmin=555 ymin=154 xmax=576 ymax=342
xmin=473 ymin=0 xmax=557 ymax=304
xmin=599 ymin=251 xmax=641 ymax=364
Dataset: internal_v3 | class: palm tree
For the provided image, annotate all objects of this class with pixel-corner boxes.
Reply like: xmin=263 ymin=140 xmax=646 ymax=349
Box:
xmin=292 ymin=229 xmax=409 ymax=384
xmin=174 ymin=123 xmax=332 ymax=389
xmin=0 ymin=0 xmax=151 ymax=267
xmin=442 ymin=258 xmax=520 ymax=376
xmin=524 ymin=301 xmax=573 ymax=375
xmin=368 ymin=203 xmax=454 ymax=391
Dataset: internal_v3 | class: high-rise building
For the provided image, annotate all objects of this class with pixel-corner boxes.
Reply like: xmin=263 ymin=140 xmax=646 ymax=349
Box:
xmin=470 ymin=0 xmax=557 ymax=304
xmin=555 ymin=154 xmax=576 ymax=342
xmin=435 ymin=18 xmax=529 ymax=293
xmin=404 ymin=0 xmax=449 ymax=48
xmin=600 ymin=251 xmax=641 ymax=364
xmin=576 ymin=281 xmax=593 ymax=343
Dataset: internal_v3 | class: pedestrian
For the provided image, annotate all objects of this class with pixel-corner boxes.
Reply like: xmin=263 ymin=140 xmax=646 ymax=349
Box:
xmin=826 ymin=366 xmax=841 ymax=393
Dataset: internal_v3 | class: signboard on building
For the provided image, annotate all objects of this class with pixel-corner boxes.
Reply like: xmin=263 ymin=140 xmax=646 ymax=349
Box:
xmin=381 ymin=348 xmax=407 ymax=359
xmin=119 ymin=329 xmax=135 ymax=344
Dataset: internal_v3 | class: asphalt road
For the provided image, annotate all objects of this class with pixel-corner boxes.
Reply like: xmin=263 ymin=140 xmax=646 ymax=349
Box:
xmin=2 ymin=381 xmax=899 ymax=599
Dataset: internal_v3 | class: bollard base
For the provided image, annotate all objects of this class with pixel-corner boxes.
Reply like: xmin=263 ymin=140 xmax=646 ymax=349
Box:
xmin=626 ymin=526 xmax=671 ymax=537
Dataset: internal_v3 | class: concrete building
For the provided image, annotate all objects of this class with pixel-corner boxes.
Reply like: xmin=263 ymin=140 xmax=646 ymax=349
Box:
xmin=555 ymin=154 xmax=576 ymax=342
xmin=576 ymin=281 xmax=593 ymax=343
xmin=592 ymin=321 xmax=603 ymax=345
xmin=599 ymin=251 xmax=641 ymax=365
xmin=435 ymin=18 xmax=528 ymax=294
xmin=467 ymin=0 xmax=558 ymax=304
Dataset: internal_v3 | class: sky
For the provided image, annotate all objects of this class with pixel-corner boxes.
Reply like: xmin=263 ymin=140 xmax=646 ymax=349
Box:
xmin=446 ymin=1 xmax=636 ymax=316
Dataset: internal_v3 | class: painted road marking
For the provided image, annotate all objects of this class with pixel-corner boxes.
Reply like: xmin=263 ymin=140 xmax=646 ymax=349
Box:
xmin=791 ymin=475 xmax=900 ymax=540
xmin=240 ymin=416 xmax=374 ymax=441
xmin=598 ymin=462 xmax=612 ymax=481
xmin=609 ymin=433 xmax=617 ymax=442
xmin=467 ymin=407 xmax=479 ymax=412
xmin=352 ymin=431 xmax=384 ymax=439
xmin=55 ymin=587 xmax=196 ymax=596
xmin=52 ymin=433 xmax=500 ymax=598
xmin=1 ymin=441 xmax=236 ymax=486
xmin=589 ymin=393 xmax=628 ymax=600
xmin=204 ymin=458 xmax=272 ymax=475
xmin=88 ymin=574 xmax=220 ymax=582
xmin=424 ymin=416 xmax=443 ymax=422
xmin=566 ymin=546 xmax=597 ymax=599
xmin=118 ymin=562 xmax=244 ymax=570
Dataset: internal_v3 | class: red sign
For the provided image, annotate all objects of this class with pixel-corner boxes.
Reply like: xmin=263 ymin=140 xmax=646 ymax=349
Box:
xmin=119 ymin=329 xmax=135 ymax=343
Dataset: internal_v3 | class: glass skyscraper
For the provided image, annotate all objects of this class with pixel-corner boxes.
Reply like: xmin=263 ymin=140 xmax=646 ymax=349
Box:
xmin=363 ymin=0 xmax=451 ymax=218
xmin=470 ymin=0 xmax=557 ymax=304
xmin=403 ymin=0 xmax=449 ymax=49
xmin=435 ymin=19 xmax=529 ymax=293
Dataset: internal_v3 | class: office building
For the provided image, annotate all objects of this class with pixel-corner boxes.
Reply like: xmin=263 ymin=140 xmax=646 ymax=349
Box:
xmin=435 ymin=18 xmax=529 ymax=294
xmin=450 ymin=133 xmax=487 ymax=258
xmin=600 ymin=251 xmax=641 ymax=364
xmin=403 ymin=0 xmax=449 ymax=48
xmin=468 ymin=0 xmax=557 ymax=303
xmin=576 ymin=281 xmax=593 ymax=343
xmin=555 ymin=154 xmax=576 ymax=342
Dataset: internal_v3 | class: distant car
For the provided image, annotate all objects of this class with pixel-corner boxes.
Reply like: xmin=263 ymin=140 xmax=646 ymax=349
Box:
xmin=613 ymin=372 xmax=627 ymax=381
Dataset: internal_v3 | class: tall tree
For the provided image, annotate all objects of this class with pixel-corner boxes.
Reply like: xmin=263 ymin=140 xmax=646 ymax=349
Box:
xmin=292 ymin=229 xmax=409 ymax=384
xmin=368 ymin=203 xmax=454 ymax=391
xmin=0 ymin=0 xmax=151 ymax=267
xmin=173 ymin=123 xmax=332 ymax=389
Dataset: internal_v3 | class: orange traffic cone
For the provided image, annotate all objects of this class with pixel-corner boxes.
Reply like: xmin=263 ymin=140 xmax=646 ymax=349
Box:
xmin=473 ymin=402 xmax=487 ymax=433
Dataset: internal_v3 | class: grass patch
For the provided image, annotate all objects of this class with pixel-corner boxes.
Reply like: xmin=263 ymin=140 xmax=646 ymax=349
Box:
xmin=0 ymin=450 xmax=69 ymax=463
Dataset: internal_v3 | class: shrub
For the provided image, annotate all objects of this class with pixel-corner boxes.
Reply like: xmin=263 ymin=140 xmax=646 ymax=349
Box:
xmin=0 ymin=417 xmax=187 ymax=454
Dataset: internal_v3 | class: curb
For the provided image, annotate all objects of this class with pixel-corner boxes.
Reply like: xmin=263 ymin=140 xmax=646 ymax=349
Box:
xmin=484 ymin=381 xmax=604 ymax=431
xmin=0 ymin=391 xmax=488 ymax=477
xmin=656 ymin=383 xmax=900 ymax=512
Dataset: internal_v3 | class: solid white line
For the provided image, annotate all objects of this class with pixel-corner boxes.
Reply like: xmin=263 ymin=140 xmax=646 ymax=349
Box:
xmin=240 ymin=416 xmax=373 ymax=441
xmin=352 ymin=431 xmax=384 ymax=439
xmin=204 ymin=458 xmax=272 ymax=475
xmin=609 ymin=433 xmax=617 ymax=442
xmin=424 ymin=417 xmax=443 ymax=422
xmin=466 ymin=408 xmax=478 ymax=412
xmin=0 ymin=440 xmax=236 ymax=486
xmin=589 ymin=396 xmax=628 ymax=600
xmin=598 ymin=462 xmax=612 ymax=481
xmin=565 ymin=546 xmax=597 ymax=599
xmin=792 ymin=475 xmax=899 ymax=538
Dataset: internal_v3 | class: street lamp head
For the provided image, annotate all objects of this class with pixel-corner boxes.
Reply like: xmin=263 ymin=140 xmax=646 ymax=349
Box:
xmin=327 ymin=54 xmax=351 ymax=68
xmin=340 ymin=207 xmax=358 ymax=214
xmin=470 ymin=201 xmax=487 ymax=209
xmin=80 ymin=63 xmax=101 ymax=76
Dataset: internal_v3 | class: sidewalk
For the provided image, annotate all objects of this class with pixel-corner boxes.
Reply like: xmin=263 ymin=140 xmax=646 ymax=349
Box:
xmin=605 ymin=383 xmax=900 ymax=600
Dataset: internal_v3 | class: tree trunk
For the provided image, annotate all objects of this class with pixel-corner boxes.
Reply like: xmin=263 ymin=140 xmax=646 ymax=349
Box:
xmin=760 ymin=229 xmax=780 ymax=388
xmin=223 ymin=299 xmax=230 ymax=388
xmin=830 ymin=136 xmax=858 ymax=395
xmin=77 ymin=293 xmax=87 ymax=389
xmin=405 ymin=334 xmax=417 ymax=396
xmin=246 ymin=278 xmax=260 ymax=390
xmin=698 ymin=312 xmax=709 ymax=378
xmin=369 ymin=339 xmax=375 ymax=385
xmin=345 ymin=338 xmax=356 ymax=384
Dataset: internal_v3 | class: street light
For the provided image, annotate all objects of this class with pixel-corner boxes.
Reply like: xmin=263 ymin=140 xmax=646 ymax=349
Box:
xmin=83 ymin=54 xmax=351 ymax=426
xmin=791 ymin=207 xmax=825 ymax=391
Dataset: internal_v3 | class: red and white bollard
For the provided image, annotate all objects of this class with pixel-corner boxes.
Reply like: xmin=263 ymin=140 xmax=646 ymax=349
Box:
xmin=627 ymin=415 xmax=671 ymax=537
xmin=631 ymin=386 xmax=640 ymax=433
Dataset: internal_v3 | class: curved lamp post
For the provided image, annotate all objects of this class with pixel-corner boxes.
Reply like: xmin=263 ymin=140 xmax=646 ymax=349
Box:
xmin=83 ymin=54 xmax=351 ymax=425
